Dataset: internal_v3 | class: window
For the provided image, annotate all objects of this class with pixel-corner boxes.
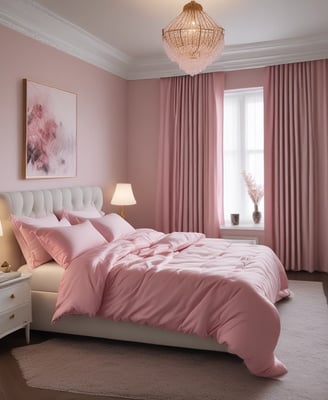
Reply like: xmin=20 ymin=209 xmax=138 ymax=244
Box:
xmin=223 ymin=88 xmax=264 ymax=226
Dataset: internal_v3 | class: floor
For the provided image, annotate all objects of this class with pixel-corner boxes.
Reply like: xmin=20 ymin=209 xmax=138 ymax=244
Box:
xmin=0 ymin=271 xmax=327 ymax=400
xmin=286 ymin=270 xmax=328 ymax=301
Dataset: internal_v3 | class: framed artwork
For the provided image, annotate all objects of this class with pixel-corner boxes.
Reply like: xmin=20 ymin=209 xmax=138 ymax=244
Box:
xmin=24 ymin=79 xmax=77 ymax=179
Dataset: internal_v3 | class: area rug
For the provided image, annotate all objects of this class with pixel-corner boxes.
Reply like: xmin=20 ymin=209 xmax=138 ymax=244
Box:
xmin=12 ymin=280 xmax=328 ymax=399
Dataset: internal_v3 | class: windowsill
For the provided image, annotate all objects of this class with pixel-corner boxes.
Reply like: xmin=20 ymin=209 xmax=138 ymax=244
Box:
xmin=220 ymin=224 xmax=264 ymax=231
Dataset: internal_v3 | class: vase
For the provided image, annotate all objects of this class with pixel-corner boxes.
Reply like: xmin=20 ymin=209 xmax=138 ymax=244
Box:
xmin=252 ymin=204 xmax=261 ymax=224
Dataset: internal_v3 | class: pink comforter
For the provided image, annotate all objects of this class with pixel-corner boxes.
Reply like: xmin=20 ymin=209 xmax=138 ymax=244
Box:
xmin=53 ymin=229 xmax=290 ymax=378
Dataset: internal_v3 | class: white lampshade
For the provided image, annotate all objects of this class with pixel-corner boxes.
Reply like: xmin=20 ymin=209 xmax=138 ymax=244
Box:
xmin=0 ymin=220 xmax=3 ymax=237
xmin=111 ymin=183 xmax=136 ymax=206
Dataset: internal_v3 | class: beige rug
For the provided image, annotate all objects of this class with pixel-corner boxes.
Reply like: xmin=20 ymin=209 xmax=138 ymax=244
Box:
xmin=12 ymin=280 xmax=328 ymax=399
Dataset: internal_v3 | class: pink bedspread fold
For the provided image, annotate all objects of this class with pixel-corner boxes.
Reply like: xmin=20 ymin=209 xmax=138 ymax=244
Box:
xmin=53 ymin=229 xmax=290 ymax=378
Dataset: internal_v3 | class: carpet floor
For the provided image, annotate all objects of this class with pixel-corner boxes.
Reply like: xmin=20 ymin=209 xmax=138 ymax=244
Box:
xmin=8 ymin=279 xmax=328 ymax=400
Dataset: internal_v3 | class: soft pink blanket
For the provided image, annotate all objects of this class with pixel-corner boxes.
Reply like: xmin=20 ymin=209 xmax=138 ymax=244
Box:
xmin=53 ymin=229 xmax=290 ymax=378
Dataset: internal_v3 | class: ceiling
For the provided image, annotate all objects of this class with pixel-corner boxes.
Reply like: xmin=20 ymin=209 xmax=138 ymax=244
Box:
xmin=1 ymin=0 xmax=328 ymax=79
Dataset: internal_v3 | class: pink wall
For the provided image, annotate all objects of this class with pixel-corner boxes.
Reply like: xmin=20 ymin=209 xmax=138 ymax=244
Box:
xmin=127 ymin=79 xmax=160 ymax=227
xmin=224 ymin=68 xmax=265 ymax=90
xmin=0 ymin=24 xmax=128 ymax=211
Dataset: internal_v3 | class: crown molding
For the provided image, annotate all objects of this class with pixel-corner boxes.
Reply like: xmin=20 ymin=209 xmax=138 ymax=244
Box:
xmin=1 ymin=0 xmax=328 ymax=80
xmin=0 ymin=0 xmax=131 ymax=79
xmin=128 ymin=34 xmax=328 ymax=79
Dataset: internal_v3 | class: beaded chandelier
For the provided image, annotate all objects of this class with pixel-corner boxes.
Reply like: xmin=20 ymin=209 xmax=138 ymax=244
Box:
xmin=162 ymin=1 xmax=224 ymax=76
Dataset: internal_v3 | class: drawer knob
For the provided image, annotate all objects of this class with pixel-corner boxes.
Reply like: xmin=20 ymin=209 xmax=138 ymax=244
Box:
xmin=10 ymin=294 xmax=15 ymax=299
xmin=9 ymin=314 xmax=15 ymax=320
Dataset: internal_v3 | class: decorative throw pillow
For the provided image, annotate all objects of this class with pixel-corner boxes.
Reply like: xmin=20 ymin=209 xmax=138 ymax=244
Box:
xmin=36 ymin=220 xmax=107 ymax=268
xmin=90 ymin=213 xmax=135 ymax=242
xmin=11 ymin=214 xmax=70 ymax=268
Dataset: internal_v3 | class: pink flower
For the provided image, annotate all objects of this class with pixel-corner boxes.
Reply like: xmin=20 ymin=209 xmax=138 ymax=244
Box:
xmin=42 ymin=118 xmax=57 ymax=143
xmin=242 ymin=171 xmax=264 ymax=205
xmin=27 ymin=103 xmax=44 ymax=125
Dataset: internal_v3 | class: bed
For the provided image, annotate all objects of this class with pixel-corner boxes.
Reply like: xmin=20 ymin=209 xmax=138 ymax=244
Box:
xmin=0 ymin=186 xmax=290 ymax=378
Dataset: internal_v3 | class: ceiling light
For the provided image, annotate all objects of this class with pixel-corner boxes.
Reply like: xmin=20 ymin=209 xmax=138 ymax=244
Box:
xmin=162 ymin=1 xmax=224 ymax=76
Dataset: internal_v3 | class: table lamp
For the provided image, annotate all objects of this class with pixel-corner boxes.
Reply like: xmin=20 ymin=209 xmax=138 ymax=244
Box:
xmin=110 ymin=183 xmax=136 ymax=219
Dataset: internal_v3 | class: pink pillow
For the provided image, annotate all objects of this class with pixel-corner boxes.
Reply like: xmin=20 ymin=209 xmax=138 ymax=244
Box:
xmin=56 ymin=207 xmax=103 ymax=225
xmin=11 ymin=214 xmax=70 ymax=268
xmin=36 ymin=220 xmax=107 ymax=268
xmin=90 ymin=213 xmax=135 ymax=242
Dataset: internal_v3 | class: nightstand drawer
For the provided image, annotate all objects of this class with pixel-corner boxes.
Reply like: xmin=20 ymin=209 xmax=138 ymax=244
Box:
xmin=0 ymin=304 xmax=31 ymax=336
xmin=0 ymin=281 xmax=31 ymax=311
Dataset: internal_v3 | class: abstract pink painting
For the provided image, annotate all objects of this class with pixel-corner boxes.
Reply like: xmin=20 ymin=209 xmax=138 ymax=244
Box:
xmin=25 ymin=80 xmax=77 ymax=178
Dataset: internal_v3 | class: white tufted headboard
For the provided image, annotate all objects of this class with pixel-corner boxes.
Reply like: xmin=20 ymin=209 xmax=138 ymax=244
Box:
xmin=0 ymin=186 xmax=103 ymax=269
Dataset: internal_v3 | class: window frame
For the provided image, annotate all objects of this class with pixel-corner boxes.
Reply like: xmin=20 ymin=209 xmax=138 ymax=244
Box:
xmin=222 ymin=87 xmax=264 ymax=227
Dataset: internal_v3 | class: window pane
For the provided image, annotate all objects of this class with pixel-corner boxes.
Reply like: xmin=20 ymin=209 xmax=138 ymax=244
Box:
xmin=223 ymin=88 xmax=264 ymax=226
xmin=245 ymin=93 xmax=263 ymax=150
xmin=224 ymin=96 xmax=240 ymax=151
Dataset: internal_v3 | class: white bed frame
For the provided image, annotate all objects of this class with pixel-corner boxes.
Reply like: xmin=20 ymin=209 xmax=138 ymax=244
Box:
xmin=0 ymin=186 xmax=227 ymax=353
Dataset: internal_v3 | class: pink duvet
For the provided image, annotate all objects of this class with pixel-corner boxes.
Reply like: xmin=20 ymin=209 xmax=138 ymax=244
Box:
xmin=53 ymin=229 xmax=290 ymax=378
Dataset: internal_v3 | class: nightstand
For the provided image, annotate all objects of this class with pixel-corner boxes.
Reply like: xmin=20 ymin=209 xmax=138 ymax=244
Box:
xmin=0 ymin=274 xmax=32 ymax=343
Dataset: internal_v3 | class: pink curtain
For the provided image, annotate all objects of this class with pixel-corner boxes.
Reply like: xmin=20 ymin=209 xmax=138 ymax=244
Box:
xmin=156 ymin=72 xmax=224 ymax=237
xmin=264 ymin=59 xmax=328 ymax=272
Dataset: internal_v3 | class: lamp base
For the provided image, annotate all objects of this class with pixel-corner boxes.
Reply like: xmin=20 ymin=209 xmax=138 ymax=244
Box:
xmin=120 ymin=207 xmax=126 ymax=219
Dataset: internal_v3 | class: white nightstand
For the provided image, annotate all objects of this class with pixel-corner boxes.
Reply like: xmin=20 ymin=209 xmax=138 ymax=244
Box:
xmin=0 ymin=273 xmax=32 ymax=343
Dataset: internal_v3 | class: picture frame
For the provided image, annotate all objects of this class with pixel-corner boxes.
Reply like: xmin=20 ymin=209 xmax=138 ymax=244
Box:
xmin=24 ymin=79 xmax=77 ymax=179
